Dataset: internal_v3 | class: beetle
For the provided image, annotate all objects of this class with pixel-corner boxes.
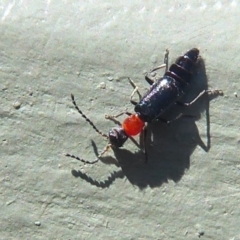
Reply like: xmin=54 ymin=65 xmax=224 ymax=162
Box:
xmin=66 ymin=48 xmax=223 ymax=164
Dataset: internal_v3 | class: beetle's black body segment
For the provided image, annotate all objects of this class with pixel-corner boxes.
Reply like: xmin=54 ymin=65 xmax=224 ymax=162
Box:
xmin=135 ymin=48 xmax=199 ymax=122
xmin=66 ymin=47 xmax=222 ymax=166
xmin=135 ymin=77 xmax=183 ymax=122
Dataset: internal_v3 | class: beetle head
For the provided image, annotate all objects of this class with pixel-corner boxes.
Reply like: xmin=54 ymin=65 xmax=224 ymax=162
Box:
xmin=108 ymin=127 xmax=128 ymax=148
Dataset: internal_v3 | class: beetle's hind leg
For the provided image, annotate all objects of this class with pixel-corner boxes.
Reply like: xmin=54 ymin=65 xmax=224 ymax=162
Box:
xmin=157 ymin=113 xmax=187 ymax=124
xmin=176 ymin=89 xmax=224 ymax=106
xmin=145 ymin=49 xmax=169 ymax=85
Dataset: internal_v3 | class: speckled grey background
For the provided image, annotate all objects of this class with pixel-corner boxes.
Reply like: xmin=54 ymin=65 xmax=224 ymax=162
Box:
xmin=1 ymin=1 xmax=240 ymax=239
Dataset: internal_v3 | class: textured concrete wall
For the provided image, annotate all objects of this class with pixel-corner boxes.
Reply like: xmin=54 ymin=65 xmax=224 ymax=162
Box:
xmin=1 ymin=1 xmax=239 ymax=239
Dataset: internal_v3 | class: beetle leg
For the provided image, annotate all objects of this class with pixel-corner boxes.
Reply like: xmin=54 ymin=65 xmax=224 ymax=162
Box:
xmin=105 ymin=111 xmax=133 ymax=125
xmin=139 ymin=125 xmax=148 ymax=162
xmin=145 ymin=49 xmax=170 ymax=85
xmin=157 ymin=113 xmax=192 ymax=124
xmin=145 ymin=75 xmax=155 ymax=85
xmin=164 ymin=48 xmax=169 ymax=72
xmin=128 ymin=77 xmax=142 ymax=105
xmin=150 ymin=63 xmax=167 ymax=74
xmin=143 ymin=125 xmax=148 ymax=163
xmin=157 ymin=118 xmax=169 ymax=124
xmin=105 ymin=111 xmax=132 ymax=119
xmin=145 ymin=64 xmax=166 ymax=85
xmin=157 ymin=117 xmax=180 ymax=124
xmin=150 ymin=49 xmax=169 ymax=73
xmin=176 ymin=89 xmax=223 ymax=106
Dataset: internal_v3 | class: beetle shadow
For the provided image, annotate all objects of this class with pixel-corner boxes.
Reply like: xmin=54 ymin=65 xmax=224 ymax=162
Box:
xmin=71 ymin=57 xmax=222 ymax=189
xmin=111 ymin=116 xmax=205 ymax=189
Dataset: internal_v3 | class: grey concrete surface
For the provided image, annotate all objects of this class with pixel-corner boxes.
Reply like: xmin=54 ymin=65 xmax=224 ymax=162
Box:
xmin=0 ymin=1 xmax=240 ymax=239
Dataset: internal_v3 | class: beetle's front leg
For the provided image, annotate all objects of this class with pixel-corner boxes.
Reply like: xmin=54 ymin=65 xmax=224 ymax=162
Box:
xmin=105 ymin=111 xmax=133 ymax=126
xmin=128 ymin=77 xmax=142 ymax=105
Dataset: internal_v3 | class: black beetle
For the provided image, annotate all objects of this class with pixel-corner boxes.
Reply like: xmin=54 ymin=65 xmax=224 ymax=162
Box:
xmin=66 ymin=48 xmax=223 ymax=164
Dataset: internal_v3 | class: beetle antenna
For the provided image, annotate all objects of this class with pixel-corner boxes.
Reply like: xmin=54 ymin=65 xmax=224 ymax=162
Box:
xmin=66 ymin=144 xmax=112 ymax=164
xmin=70 ymin=94 xmax=109 ymax=139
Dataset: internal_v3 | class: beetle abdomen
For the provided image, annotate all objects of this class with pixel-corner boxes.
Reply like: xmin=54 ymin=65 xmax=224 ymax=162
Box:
xmin=165 ymin=48 xmax=199 ymax=85
xmin=135 ymin=48 xmax=200 ymax=122
xmin=135 ymin=76 xmax=183 ymax=122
